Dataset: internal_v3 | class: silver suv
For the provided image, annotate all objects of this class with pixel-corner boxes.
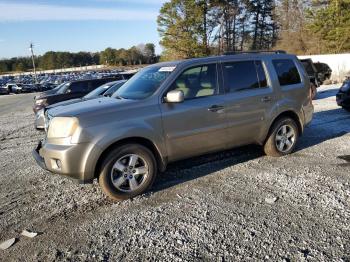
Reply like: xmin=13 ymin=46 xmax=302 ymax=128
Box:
xmin=33 ymin=52 xmax=313 ymax=200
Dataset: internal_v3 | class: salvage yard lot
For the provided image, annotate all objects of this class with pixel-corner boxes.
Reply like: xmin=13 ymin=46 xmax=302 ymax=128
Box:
xmin=0 ymin=85 xmax=349 ymax=261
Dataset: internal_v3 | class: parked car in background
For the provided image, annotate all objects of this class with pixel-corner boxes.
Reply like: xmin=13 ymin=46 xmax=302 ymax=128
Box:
xmin=314 ymin=62 xmax=332 ymax=81
xmin=33 ymin=51 xmax=313 ymax=201
xmin=35 ymin=80 xmax=127 ymax=130
xmin=21 ymin=84 xmax=38 ymax=93
xmin=119 ymin=70 xmax=138 ymax=80
xmin=4 ymin=83 xmax=23 ymax=94
xmin=336 ymin=79 xmax=350 ymax=111
xmin=300 ymin=58 xmax=322 ymax=99
xmin=0 ymin=85 xmax=10 ymax=95
xmin=33 ymin=77 xmax=123 ymax=113
xmin=35 ymin=82 xmax=67 ymax=99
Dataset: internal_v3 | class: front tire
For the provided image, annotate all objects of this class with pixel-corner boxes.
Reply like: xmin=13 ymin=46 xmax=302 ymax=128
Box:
xmin=264 ymin=117 xmax=299 ymax=157
xmin=98 ymin=144 xmax=157 ymax=201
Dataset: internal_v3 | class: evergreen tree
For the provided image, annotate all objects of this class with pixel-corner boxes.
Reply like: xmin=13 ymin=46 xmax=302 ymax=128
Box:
xmin=157 ymin=0 xmax=210 ymax=60
xmin=308 ymin=0 xmax=350 ymax=53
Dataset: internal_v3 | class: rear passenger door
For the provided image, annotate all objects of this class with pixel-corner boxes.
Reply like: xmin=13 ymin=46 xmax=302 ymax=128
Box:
xmin=220 ymin=59 xmax=275 ymax=147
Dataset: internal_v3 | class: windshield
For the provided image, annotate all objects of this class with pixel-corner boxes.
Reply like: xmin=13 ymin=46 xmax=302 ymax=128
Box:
xmin=112 ymin=66 xmax=173 ymax=100
xmin=84 ymin=82 xmax=114 ymax=99
xmin=51 ymin=83 xmax=65 ymax=92
xmin=340 ymin=81 xmax=350 ymax=92
xmin=56 ymin=82 xmax=71 ymax=94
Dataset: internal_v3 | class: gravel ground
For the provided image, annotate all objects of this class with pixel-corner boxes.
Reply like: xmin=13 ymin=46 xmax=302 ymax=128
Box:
xmin=0 ymin=85 xmax=349 ymax=261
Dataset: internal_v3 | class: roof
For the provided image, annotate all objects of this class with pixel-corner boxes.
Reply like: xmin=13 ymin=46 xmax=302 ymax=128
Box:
xmin=151 ymin=51 xmax=295 ymax=69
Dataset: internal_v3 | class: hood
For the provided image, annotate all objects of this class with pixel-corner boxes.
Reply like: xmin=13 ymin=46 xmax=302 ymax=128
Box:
xmin=36 ymin=89 xmax=58 ymax=99
xmin=46 ymin=98 xmax=83 ymax=110
xmin=48 ymin=97 xmax=133 ymax=117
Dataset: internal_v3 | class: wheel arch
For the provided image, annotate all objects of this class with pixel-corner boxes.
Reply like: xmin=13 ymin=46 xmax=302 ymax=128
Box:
xmin=94 ymin=137 xmax=167 ymax=179
xmin=266 ymin=110 xmax=303 ymax=141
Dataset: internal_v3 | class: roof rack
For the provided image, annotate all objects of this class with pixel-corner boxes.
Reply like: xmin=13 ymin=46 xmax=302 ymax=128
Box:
xmin=223 ymin=50 xmax=286 ymax=55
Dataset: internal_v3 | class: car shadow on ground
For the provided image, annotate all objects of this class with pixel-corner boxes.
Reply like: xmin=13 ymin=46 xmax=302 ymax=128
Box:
xmin=153 ymin=144 xmax=263 ymax=193
xmin=297 ymin=108 xmax=350 ymax=151
xmin=152 ymin=108 xmax=350 ymax=193
xmin=315 ymin=87 xmax=339 ymax=100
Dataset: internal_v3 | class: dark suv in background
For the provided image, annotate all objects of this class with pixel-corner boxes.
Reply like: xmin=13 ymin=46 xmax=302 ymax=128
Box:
xmin=314 ymin=62 xmax=332 ymax=81
xmin=300 ymin=58 xmax=323 ymax=99
xmin=33 ymin=77 xmax=123 ymax=113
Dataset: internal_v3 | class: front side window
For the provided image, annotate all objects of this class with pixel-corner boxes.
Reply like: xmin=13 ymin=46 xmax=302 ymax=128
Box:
xmin=104 ymin=82 xmax=125 ymax=96
xmin=223 ymin=60 xmax=266 ymax=93
xmin=169 ymin=64 xmax=218 ymax=100
xmin=273 ymin=59 xmax=301 ymax=86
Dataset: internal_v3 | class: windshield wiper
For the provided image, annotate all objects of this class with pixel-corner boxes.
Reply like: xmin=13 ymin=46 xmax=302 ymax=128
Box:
xmin=114 ymin=95 xmax=124 ymax=100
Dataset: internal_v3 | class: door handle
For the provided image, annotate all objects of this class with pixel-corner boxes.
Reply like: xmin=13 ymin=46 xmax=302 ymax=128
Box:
xmin=261 ymin=96 xmax=272 ymax=103
xmin=208 ymin=105 xmax=224 ymax=112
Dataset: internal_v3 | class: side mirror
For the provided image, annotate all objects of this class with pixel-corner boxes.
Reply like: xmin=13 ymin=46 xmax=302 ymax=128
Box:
xmin=165 ymin=90 xmax=184 ymax=103
xmin=66 ymin=89 xmax=72 ymax=94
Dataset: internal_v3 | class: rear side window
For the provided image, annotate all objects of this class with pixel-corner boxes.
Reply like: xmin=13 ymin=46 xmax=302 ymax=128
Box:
xmin=273 ymin=59 xmax=301 ymax=86
xmin=222 ymin=60 xmax=267 ymax=93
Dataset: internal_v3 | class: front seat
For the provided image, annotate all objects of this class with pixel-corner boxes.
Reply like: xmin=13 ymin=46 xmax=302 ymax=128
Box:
xmin=196 ymin=75 xmax=215 ymax=97
xmin=174 ymin=79 xmax=190 ymax=98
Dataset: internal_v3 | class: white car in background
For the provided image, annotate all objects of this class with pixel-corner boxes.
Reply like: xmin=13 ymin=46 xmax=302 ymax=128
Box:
xmin=4 ymin=83 xmax=23 ymax=94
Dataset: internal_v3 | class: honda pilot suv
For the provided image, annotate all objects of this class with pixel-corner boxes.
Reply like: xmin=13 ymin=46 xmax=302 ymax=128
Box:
xmin=33 ymin=51 xmax=313 ymax=201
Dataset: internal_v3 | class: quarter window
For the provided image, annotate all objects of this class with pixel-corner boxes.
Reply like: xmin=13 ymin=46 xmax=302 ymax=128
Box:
xmin=170 ymin=64 xmax=217 ymax=100
xmin=222 ymin=60 xmax=267 ymax=93
xmin=273 ymin=59 xmax=301 ymax=86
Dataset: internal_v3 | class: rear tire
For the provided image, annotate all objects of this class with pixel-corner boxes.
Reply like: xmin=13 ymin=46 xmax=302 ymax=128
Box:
xmin=98 ymin=144 xmax=157 ymax=201
xmin=264 ymin=117 xmax=299 ymax=157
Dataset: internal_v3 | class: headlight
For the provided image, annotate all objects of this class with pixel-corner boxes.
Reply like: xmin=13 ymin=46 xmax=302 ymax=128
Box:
xmin=35 ymin=99 xmax=45 ymax=105
xmin=36 ymin=109 xmax=44 ymax=119
xmin=47 ymin=117 xmax=79 ymax=138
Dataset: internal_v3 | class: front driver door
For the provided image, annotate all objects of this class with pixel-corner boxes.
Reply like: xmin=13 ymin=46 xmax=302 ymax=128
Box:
xmin=160 ymin=63 xmax=228 ymax=161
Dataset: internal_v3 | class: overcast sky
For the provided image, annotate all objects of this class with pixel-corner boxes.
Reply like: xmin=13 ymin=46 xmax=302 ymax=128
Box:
xmin=0 ymin=0 xmax=166 ymax=59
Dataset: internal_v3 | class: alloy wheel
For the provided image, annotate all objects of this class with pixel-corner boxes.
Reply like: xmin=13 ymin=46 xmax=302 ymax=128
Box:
xmin=110 ymin=154 xmax=149 ymax=192
xmin=275 ymin=124 xmax=296 ymax=153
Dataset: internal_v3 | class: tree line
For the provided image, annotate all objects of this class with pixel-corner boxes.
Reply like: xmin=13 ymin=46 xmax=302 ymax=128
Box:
xmin=157 ymin=0 xmax=350 ymax=60
xmin=0 ymin=43 xmax=157 ymax=73
xmin=1 ymin=0 xmax=349 ymax=73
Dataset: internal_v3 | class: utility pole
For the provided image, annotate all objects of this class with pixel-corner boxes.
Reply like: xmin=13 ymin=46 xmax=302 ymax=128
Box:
xmin=29 ymin=42 xmax=38 ymax=84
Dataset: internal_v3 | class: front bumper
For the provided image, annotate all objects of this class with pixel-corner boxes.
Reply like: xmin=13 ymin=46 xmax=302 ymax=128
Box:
xmin=32 ymin=140 xmax=97 ymax=184
xmin=32 ymin=141 xmax=48 ymax=171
